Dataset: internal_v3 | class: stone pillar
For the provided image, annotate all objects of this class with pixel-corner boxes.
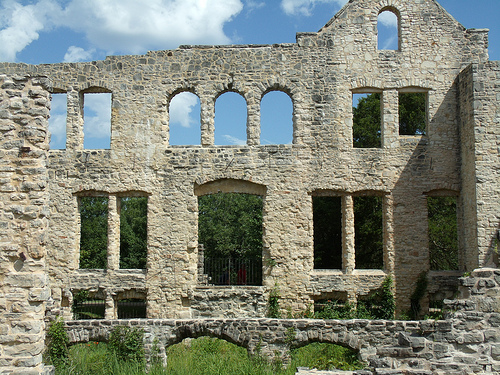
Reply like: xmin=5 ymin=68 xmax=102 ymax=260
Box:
xmin=107 ymin=195 xmax=120 ymax=270
xmin=342 ymin=195 xmax=355 ymax=274
xmin=0 ymin=74 xmax=52 ymax=374
xmin=66 ymin=86 xmax=84 ymax=152
xmin=104 ymin=293 xmax=116 ymax=319
xmin=381 ymin=89 xmax=399 ymax=149
xmin=383 ymin=194 xmax=395 ymax=275
xmin=246 ymin=94 xmax=260 ymax=146
xmin=200 ymin=95 xmax=214 ymax=146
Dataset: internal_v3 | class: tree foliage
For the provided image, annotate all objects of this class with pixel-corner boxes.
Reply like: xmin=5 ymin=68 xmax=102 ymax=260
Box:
xmin=428 ymin=196 xmax=458 ymax=270
xmin=79 ymin=196 xmax=108 ymax=269
xmin=353 ymin=93 xmax=381 ymax=148
xmin=354 ymin=196 xmax=383 ymax=269
xmin=120 ymin=197 xmax=148 ymax=269
xmin=399 ymin=92 xmax=426 ymax=135
xmin=313 ymin=196 xmax=342 ymax=269
xmin=198 ymin=192 xmax=263 ymax=259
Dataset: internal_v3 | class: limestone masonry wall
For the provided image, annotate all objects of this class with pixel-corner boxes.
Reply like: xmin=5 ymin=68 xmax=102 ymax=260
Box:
xmin=0 ymin=0 xmax=499 ymax=373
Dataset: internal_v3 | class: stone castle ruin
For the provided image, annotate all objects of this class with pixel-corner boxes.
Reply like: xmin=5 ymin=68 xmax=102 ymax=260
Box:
xmin=1 ymin=0 xmax=499 ymax=373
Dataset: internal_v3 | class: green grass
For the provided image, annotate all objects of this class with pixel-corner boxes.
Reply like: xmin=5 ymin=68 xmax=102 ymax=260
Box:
xmin=53 ymin=337 xmax=364 ymax=375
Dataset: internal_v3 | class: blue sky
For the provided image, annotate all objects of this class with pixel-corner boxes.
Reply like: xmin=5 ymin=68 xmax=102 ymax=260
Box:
xmin=0 ymin=0 xmax=498 ymax=149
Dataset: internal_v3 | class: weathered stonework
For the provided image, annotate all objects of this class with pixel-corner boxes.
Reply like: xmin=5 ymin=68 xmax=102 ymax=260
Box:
xmin=0 ymin=0 xmax=499 ymax=373
xmin=64 ymin=269 xmax=500 ymax=374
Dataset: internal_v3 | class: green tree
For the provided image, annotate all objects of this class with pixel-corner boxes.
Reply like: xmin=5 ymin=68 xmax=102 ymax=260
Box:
xmin=353 ymin=93 xmax=381 ymax=148
xmin=120 ymin=197 xmax=148 ymax=269
xmin=79 ymin=196 xmax=108 ymax=269
xmin=354 ymin=196 xmax=383 ymax=269
xmin=198 ymin=192 xmax=263 ymax=259
xmin=428 ymin=196 xmax=458 ymax=270
xmin=313 ymin=196 xmax=342 ymax=269
xmin=399 ymin=92 xmax=426 ymax=135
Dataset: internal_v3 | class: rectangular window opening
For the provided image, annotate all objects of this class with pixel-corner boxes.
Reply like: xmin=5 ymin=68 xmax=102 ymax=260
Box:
xmin=313 ymin=196 xmax=342 ymax=269
xmin=72 ymin=290 xmax=105 ymax=320
xmin=48 ymin=93 xmax=67 ymax=149
xmin=198 ymin=192 xmax=263 ymax=286
xmin=79 ymin=196 xmax=108 ymax=269
xmin=83 ymin=92 xmax=111 ymax=149
xmin=428 ymin=196 xmax=458 ymax=270
xmin=399 ymin=92 xmax=426 ymax=135
xmin=119 ymin=196 xmax=148 ymax=269
xmin=354 ymin=196 xmax=383 ymax=269
xmin=117 ymin=298 xmax=147 ymax=319
xmin=352 ymin=93 xmax=381 ymax=148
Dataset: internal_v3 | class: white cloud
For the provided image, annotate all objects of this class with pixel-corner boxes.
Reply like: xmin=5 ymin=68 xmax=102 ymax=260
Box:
xmin=378 ymin=10 xmax=398 ymax=28
xmin=169 ymin=92 xmax=200 ymax=128
xmin=223 ymin=135 xmax=246 ymax=145
xmin=0 ymin=0 xmax=243 ymax=62
xmin=63 ymin=46 xmax=96 ymax=62
xmin=281 ymin=0 xmax=347 ymax=16
xmin=246 ymin=0 xmax=265 ymax=11
xmin=58 ymin=0 xmax=244 ymax=54
xmin=0 ymin=0 xmax=57 ymax=61
xmin=83 ymin=93 xmax=112 ymax=140
xmin=48 ymin=93 xmax=67 ymax=149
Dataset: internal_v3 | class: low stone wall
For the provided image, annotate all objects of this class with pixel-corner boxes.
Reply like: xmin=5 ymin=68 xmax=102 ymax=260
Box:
xmin=63 ymin=268 xmax=500 ymax=375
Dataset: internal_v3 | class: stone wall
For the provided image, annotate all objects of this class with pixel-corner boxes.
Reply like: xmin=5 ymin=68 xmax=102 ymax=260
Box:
xmin=0 ymin=75 xmax=52 ymax=374
xmin=64 ymin=269 xmax=500 ymax=375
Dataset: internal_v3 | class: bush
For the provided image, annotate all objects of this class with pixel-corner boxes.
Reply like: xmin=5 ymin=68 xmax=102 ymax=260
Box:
xmin=46 ymin=316 xmax=69 ymax=369
xmin=108 ymin=326 xmax=145 ymax=364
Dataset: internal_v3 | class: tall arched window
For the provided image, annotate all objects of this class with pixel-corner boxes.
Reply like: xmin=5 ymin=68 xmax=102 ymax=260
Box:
xmin=214 ymin=92 xmax=247 ymax=146
xmin=260 ymin=90 xmax=293 ymax=145
xmin=82 ymin=89 xmax=112 ymax=149
xmin=169 ymin=91 xmax=201 ymax=145
xmin=377 ymin=9 xmax=399 ymax=51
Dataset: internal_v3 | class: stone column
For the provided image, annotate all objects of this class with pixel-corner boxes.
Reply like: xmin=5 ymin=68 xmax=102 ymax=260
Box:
xmin=200 ymin=95 xmax=214 ymax=146
xmin=246 ymin=94 xmax=260 ymax=146
xmin=107 ymin=195 xmax=120 ymax=270
xmin=383 ymin=194 xmax=395 ymax=275
xmin=0 ymin=75 xmax=52 ymax=374
xmin=66 ymin=86 xmax=84 ymax=152
xmin=381 ymin=89 xmax=399 ymax=149
xmin=105 ymin=293 xmax=116 ymax=319
xmin=342 ymin=195 xmax=355 ymax=274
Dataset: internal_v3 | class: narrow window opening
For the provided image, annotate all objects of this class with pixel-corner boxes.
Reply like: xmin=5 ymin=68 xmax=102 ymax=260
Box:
xmin=48 ymin=93 xmax=67 ymax=149
xmin=399 ymin=92 xmax=427 ymax=135
xmin=169 ymin=91 xmax=201 ymax=145
xmin=79 ymin=196 xmax=108 ymax=269
xmin=119 ymin=197 xmax=147 ymax=269
xmin=198 ymin=192 xmax=262 ymax=285
xmin=83 ymin=92 xmax=111 ymax=149
xmin=214 ymin=92 xmax=247 ymax=146
xmin=354 ymin=196 xmax=383 ymax=269
xmin=72 ymin=290 xmax=105 ymax=320
xmin=428 ymin=196 xmax=458 ymax=270
xmin=353 ymin=93 xmax=381 ymax=148
xmin=117 ymin=298 xmax=147 ymax=319
xmin=260 ymin=91 xmax=293 ymax=145
xmin=377 ymin=10 xmax=399 ymax=50
xmin=313 ymin=196 xmax=342 ymax=269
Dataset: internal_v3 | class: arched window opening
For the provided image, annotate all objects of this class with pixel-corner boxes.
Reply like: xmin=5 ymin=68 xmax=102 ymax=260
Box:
xmin=82 ymin=91 xmax=111 ymax=149
xmin=48 ymin=92 xmax=67 ymax=149
xmin=260 ymin=90 xmax=293 ymax=144
xmin=352 ymin=92 xmax=381 ymax=148
xmin=198 ymin=192 xmax=263 ymax=286
xmin=72 ymin=290 xmax=106 ymax=320
xmin=377 ymin=9 xmax=399 ymax=51
xmin=214 ymin=92 xmax=247 ymax=146
xmin=169 ymin=91 xmax=201 ymax=145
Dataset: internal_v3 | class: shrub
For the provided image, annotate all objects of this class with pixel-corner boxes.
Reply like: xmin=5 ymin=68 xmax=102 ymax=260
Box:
xmin=108 ymin=326 xmax=145 ymax=364
xmin=46 ymin=316 xmax=69 ymax=369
